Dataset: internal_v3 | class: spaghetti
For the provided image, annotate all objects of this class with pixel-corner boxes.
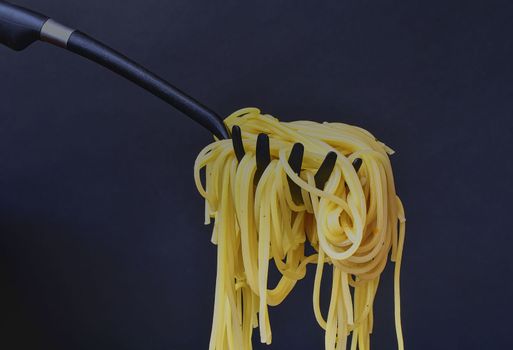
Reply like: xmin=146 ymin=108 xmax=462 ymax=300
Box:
xmin=194 ymin=108 xmax=406 ymax=350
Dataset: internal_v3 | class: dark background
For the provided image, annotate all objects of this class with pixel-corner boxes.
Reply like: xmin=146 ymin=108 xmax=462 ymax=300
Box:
xmin=1 ymin=0 xmax=512 ymax=349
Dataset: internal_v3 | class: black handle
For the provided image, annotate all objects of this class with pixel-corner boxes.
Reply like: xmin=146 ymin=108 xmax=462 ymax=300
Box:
xmin=67 ymin=31 xmax=229 ymax=139
xmin=0 ymin=1 xmax=229 ymax=139
xmin=0 ymin=1 xmax=48 ymax=50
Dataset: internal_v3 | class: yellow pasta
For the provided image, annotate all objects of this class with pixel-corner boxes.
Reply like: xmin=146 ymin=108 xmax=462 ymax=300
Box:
xmin=194 ymin=107 xmax=406 ymax=350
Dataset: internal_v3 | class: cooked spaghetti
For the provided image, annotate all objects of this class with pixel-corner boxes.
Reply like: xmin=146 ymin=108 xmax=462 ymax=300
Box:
xmin=194 ymin=108 xmax=406 ymax=350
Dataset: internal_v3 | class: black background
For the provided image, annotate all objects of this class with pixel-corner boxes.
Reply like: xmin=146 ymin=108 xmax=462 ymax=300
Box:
xmin=1 ymin=0 xmax=512 ymax=349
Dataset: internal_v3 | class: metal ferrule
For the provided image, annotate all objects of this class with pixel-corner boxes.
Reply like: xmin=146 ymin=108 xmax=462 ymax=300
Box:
xmin=40 ymin=19 xmax=75 ymax=48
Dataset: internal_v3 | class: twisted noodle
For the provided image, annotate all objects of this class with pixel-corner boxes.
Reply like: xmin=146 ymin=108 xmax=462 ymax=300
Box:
xmin=194 ymin=108 xmax=406 ymax=350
